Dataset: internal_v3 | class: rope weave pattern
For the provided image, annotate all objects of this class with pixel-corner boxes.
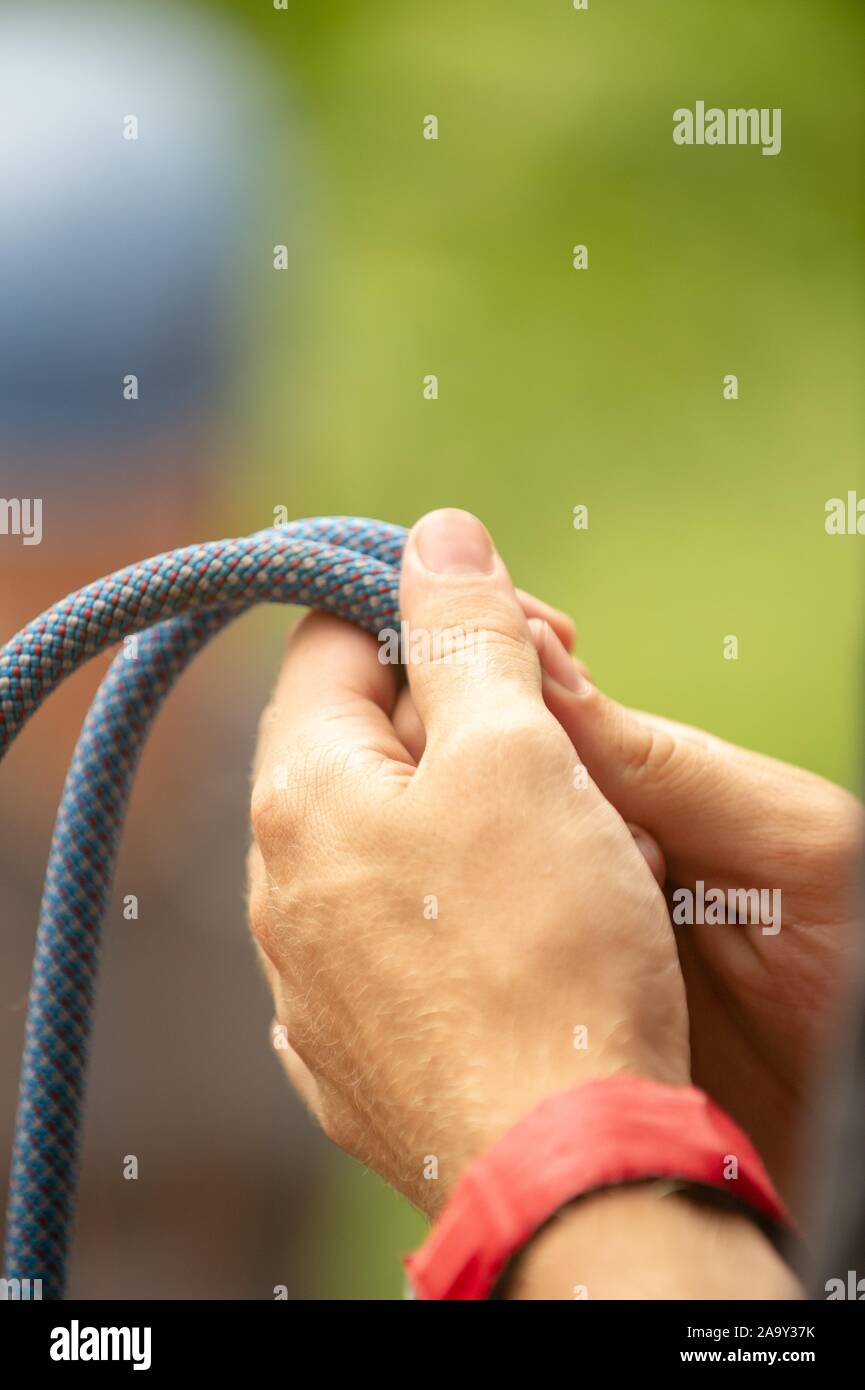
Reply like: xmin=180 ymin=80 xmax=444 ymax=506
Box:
xmin=1 ymin=517 xmax=405 ymax=1298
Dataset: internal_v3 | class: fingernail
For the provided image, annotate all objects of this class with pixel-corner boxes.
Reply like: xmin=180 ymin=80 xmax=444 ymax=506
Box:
xmin=412 ymin=508 xmax=495 ymax=575
xmin=530 ymin=618 xmax=589 ymax=695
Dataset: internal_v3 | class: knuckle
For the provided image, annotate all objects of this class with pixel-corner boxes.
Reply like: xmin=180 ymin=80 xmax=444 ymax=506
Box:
xmin=250 ymin=740 xmax=342 ymax=858
xmin=483 ymin=705 xmax=554 ymax=754
xmin=619 ymin=716 xmax=678 ymax=782
xmin=415 ymin=595 xmax=533 ymax=671
xmin=249 ymin=777 xmax=288 ymax=856
xmin=428 ymin=589 xmax=521 ymax=635
xmin=447 ymin=701 xmax=565 ymax=776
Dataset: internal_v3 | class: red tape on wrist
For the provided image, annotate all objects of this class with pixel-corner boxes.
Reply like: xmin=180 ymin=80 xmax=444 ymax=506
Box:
xmin=405 ymin=1076 xmax=790 ymax=1301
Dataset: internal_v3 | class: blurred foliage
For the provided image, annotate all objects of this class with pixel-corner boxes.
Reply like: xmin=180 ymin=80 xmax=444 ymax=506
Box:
xmin=199 ymin=0 xmax=864 ymax=1295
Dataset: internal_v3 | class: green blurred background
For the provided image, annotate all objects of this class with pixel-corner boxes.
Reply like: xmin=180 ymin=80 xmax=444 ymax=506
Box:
xmin=199 ymin=0 xmax=864 ymax=1294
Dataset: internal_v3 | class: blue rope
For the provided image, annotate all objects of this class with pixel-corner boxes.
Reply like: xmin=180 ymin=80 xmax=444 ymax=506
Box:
xmin=1 ymin=517 xmax=406 ymax=1298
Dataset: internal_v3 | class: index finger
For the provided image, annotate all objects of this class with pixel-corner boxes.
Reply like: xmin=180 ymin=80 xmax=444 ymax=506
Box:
xmin=255 ymin=610 xmax=415 ymax=783
xmin=515 ymin=589 xmax=576 ymax=652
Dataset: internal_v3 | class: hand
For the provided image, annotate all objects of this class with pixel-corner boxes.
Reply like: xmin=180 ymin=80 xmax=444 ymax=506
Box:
xmin=530 ymin=645 xmax=864 ymax=1213
xmin=247 ymin=509 xmax=690 ymax=1214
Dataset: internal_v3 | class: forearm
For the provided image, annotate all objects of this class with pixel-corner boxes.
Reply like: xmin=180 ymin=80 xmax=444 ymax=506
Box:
xmin=502 ymin=1184 xmax=801 ymax=1301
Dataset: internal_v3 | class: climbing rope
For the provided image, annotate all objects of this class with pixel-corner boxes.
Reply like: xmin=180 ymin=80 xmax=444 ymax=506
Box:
xmin=1 ymin=516 xmax=406 ymax=1298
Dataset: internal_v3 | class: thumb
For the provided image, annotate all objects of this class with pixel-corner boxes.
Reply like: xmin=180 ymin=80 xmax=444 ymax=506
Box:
xmin=399 ymin=509 xmax=542 ymax=737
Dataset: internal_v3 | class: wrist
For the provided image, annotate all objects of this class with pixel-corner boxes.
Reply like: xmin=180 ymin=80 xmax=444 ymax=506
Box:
xmin=406 ymin=1076 xmax=792 ymax=1299
xmin=419 ymin=1057 xmax=690 ymax=1219
xmin=500 ymin=1183 xmax=801 ymax=1300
